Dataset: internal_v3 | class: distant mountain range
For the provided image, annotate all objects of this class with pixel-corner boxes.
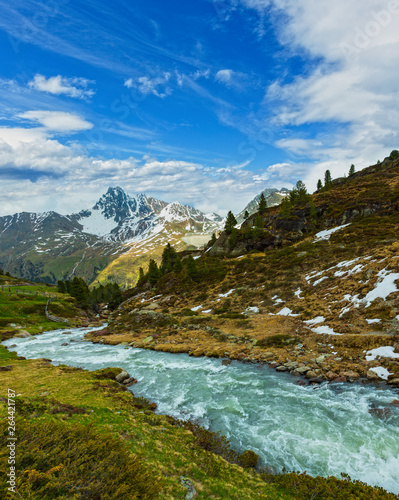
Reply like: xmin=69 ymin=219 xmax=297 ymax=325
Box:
xmin=0 ymin=187 xmax=224 ymax=287
xmin=236 ymin=188 xmax=290 ymax=223
xmin=0 ymin=185 xmax=289 ymax=287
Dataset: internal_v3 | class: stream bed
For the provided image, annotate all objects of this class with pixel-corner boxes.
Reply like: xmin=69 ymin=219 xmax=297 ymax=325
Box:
xmin=4 ymin=325 xmax=399 ymax=494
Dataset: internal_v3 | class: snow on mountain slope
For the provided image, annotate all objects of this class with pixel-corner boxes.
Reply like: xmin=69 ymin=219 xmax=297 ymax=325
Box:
xmin=80 ymin=209 xmax=120 ymax=236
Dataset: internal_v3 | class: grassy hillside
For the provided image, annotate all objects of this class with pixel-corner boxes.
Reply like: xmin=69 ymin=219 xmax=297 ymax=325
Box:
xmin=1 ymin=346 xmax=397 ymax=499
xmin=0 ymin=275 xmax=89 ymax=341
xmin=101 ymin=155 xmax=399 ymax=387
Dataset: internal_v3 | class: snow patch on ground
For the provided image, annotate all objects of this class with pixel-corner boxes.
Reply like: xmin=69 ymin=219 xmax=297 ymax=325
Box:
xmin=276 ymin=307 xmax=299 ymax=317
xmin=311 ymin=325 xmax=343 ymax=336
xmin=366 ymin=346 xmax=399 ymax=361
xmin=219 ymin=289 xmax=235 ymax=298
xmin=362 ymin=269 xmax=399 ymax=307
xmin=313 ymin=276 xmax=328 ymax=286
xmin=202 ymin=309 xmax=212 ymax=314
xmin=366 ymin=319 xmax=381 ymax=324
xmin=304 ymin=316 xmax=325 ymax=325
xmin=245 ymin=306 xmax=259 ymax=314
xmin=314 ymin=224 xmax=351 ymax=241
xmin=191 ymin=305 xmax=203 ymax=311
xmin=369 ymin=367 xmax=393 ymax=380
xmin=294 ymin=288 xmax=304 ymax=299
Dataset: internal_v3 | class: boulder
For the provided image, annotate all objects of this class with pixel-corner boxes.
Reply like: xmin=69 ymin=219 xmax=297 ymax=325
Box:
xmin=276 ymin=366 xmax=288 ymax=372
xmin=325 ymin=371 xmax=339 ymax=381
xmin=115 ymin=369 xmax=130 ymax=383
xmin=0 ymin=365 xmax=13 ymax=372
xmin=296 ymin=366 xmax=311 ymax=374
xmin=305 ymin=371 xmax=317 ymax=379
xmin=237 ymin=352 xmax=247 ymax=361
xmin=14 ymin=331 xmax=31 ymax=338
xmin=222 ymin=359 xmax=232 ymax=366
xmin=180 ymin=477 xmax=197 ymax=500
xmin=388 ymin=378 xmax=399 ymax=386
xmin=367 ymin=369 xmax=380 ymax=381
xmin=369 ymin=407 xmax=392 ymax=419
xmin=124 ymin=377 xmax=138 ymax=387
xmin=389 ymin=400 xmax=399 ymax=407
xmin=62 ymin=331 xmax=72 ymax=335
xmin=342 ymin=371 xmax=360 ymax=380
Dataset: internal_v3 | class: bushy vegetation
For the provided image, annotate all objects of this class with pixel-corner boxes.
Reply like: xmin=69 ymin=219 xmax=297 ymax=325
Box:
xmin=0 ymin=419 xmax=161 ymax=499
xmin=57 ymin=277 xmax=123 ymax=311
xmin=262 ymin=471 xmax=399 ymax=500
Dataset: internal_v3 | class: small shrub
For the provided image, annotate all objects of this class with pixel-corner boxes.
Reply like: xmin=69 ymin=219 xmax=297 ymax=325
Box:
xmin=0 ymin=419 xmax=161 ymax=499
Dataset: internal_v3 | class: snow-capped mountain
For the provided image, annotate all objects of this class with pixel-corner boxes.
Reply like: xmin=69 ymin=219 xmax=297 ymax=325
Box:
xmin=236 ymin=188 xmax=290 ymax=223
xmin=0 ymin=187 xmax=224 ymax=286
xmin=71 ymin=187 xmax=223 ymax=243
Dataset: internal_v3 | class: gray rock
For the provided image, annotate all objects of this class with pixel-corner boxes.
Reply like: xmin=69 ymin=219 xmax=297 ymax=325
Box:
xmin=296 ymin=366 xmax=311 ymax=374
xmin=276 ymin=366 xmax=288 ymax=372
xmin=115 ymin=369 xmax=130 ymax=383
xmin=180 ymin=477 xmax=197 ymax=499
xmin=306 ymin=371 xmax=318 ymax=379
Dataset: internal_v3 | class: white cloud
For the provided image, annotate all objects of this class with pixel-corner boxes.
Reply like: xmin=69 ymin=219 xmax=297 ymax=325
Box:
xmin=28 ymin=74 xmax=95 ymax=99
xmin=124 ymin=72 xmax=172 ymax=98
xmin=233 ymin=0 xmax=399 ymax=188
xmin=18 ymin=111 xmax=93 ymax=132
xmin=215 ymin=69 xmax=234 ymax=84
xmin=0 ymin=126 xmax=285 ymax=216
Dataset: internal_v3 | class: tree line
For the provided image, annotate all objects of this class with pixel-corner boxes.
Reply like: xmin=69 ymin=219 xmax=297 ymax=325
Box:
xmin=57 ymin=277 xmax=123 ymax=311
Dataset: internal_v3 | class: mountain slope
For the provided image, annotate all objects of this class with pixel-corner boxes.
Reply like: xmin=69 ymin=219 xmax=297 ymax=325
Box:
xmin=236 ymin=188 xmax=289 ymax=223
xmin=0 ymin=187 xmax=223 ymax=287
xmin=98 ymin=153 xmax=399 ymax=389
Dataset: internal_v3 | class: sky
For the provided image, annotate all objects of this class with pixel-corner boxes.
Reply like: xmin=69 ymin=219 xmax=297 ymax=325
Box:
xmin=0 ymin=0 xmax=399 ymax=216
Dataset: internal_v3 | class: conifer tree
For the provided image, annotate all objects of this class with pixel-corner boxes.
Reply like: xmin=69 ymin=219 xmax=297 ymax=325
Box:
xmin=137 ymin=267 xmax=145 ymax=283
xmin=185 ymin=255 xmax=198 ymax=280
xmin=309 ymin=201 xmax=317 ymax=221
xmin=279 ymin=197 xmax=292 ymax=217
xmin=349 ymin=164 xmax=355 ymax=176
xmin=224 ymin=211 xmax=237 ymax=234
xmin=317 ymin=179 xmax=323 ymax=191
xmin=254 ymin=215 xmax=263 ymax=228
xmin=324 ymin=170 xmax=332 ymax=188
xmin=147 ymin=259 xmax=160 ymax=285
xmin=258 ymin=193 xmax=267 ymax=214
xmin=244 ymin=210 xmax=249 ymax=220
xmin=160 ymin=243 xmax=179 ymax=275
xmin=173 ymin=257 xmax=183 ymax=273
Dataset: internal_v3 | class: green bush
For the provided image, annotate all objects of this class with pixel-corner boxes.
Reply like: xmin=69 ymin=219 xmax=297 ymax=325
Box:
xmin=262 ymin=471 xmax=398 ymax=500
xmin=0 ymin=419 xmax=161 ymax=499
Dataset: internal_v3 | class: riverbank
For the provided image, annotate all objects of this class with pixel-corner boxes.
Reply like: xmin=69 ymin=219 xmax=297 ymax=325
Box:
xmin=3 ymin=326 xmax=399 ymax=498
xmin=0 ymin=328 xmax=292 ymax=500
xmin=89 ymin=300 xmax=399 ymax=388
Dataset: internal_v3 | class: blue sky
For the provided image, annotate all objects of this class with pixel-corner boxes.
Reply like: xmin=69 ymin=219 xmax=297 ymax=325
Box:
xmin=0 ymin=0 xmax=399 ymax=216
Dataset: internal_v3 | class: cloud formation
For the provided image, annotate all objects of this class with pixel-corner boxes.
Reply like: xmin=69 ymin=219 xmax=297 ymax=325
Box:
xmin=0 ymin=123 xmax=288 ymax=217
xmin=18 ymin=111 xmax=93 ymax=132
xmin=28 ymin=74 xmax=95 ymax=99
xmin=124 ymin=73 xmax=172 ymax=98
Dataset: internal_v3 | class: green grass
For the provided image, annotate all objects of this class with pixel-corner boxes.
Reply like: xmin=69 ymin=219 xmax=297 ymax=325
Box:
xmin=0 ymin=285 xmax=83 ymax=339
